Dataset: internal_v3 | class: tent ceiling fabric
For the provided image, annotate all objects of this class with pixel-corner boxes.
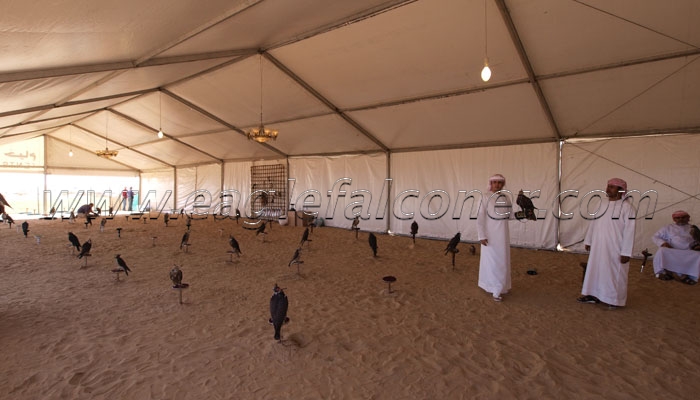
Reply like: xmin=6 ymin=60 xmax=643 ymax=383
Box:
xmin=1 ymin=0 xmax=699 ymax=171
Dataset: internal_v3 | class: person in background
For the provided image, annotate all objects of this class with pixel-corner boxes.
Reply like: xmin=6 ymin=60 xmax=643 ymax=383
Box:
xmin=651 ymin=210 xmax=700 ymax=285
xmin=127 ymin=187 xmax=134 ymax=212
xmin=122 ymin=187 xmax=128 ymax=211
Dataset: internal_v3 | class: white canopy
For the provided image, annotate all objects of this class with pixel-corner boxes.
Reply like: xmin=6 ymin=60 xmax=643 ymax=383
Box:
xmin=1 ymin=0 xmax=699 ymax=253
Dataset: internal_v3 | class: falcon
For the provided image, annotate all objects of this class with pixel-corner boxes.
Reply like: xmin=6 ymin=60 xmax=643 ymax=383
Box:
xmin=368 ymin=232 xmax=378 ymax=257
xmin=180 ymin=231 xmax=190 ymax=250
xmin=170 ymin=265 xmax=183 ymax=287
xmin=410 ymin=221 xmax=419 ymax=243
xmin=299 ymin=228 xmax=311 ymax=248
xmin=3 ymin=213 xmax=14 ymax=225
xmin=445 ymin=232 xmax=461 ymax=255
xmin=269 ymin=284 xmax=289 ymax=341
xmin=229 ymin=235 xmax=242 ymax=257
xmin=688 ymin=225 xmax=700 ymax=251
xmin=78 ymin=239 xmax=92 ymax=259
xmin=288 ymin=248 xmax=302 ymax=267
xmin=68 ymin=232 xmax=81 ymax=252
xmin=115 ymin=254 xmax=131 ymax=275
xmin=516 ymin=190 xmax=537 ymax=221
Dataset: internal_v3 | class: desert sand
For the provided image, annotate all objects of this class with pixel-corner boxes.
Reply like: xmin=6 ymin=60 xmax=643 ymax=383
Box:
xmin=1 ymin=215 xmax=698 ymax=400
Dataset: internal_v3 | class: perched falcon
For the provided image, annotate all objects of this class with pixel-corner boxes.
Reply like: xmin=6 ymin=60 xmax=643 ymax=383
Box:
xmin=445 ymin=232 xmax=461 ymax=255
xmin=170 ymin=265 xmax=183 ymax=287
xmin=368 ymin=233 xmax=378 ymax=257
xmin=269 ymin=284 xmax=289 ymax=341
xmin=115 ymin=254 xmax=131 ymax=275
xmin=78 ymin=239 xmax=92 ymax=259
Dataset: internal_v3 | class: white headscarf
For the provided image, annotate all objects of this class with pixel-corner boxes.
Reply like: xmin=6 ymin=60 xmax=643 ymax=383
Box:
xmin=488 ymin=174 xmax=506 ymax=192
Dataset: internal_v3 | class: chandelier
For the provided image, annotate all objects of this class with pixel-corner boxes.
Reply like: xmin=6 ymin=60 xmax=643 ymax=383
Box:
xmin=247 ymin=54 xmax=278 ymax=143
xmin=96 ymin=111 xmax=118 ymax=159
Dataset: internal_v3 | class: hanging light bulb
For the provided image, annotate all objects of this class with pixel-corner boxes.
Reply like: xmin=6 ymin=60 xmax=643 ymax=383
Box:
xmin=481 ymin=58 xmax=491 ymax=82
xmin=69 ymin=149 xmax=74 ymax=157
xmin=480 ymin=0 xmax=492 ymax=82
xmin=157 ymin=129 xmax=163 ymax=139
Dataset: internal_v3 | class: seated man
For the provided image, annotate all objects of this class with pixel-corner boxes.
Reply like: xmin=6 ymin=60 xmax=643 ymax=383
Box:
xmin=76 ymin=203 xmax=97 ymax=218
xmin=652 ymin=210 xmax=700 ymax=285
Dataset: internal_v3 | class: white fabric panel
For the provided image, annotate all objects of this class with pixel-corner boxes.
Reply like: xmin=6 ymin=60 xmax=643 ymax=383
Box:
xmin=113 ymin=92 xmax=227 ymax=138
xmin=0 ymin=136 xmax=44 ymax=168
xmin=179 ymin=131 xmax=281 ymax=160
xmin=255 ymin=114 xmax=381 ymax=156
xmin=289 ymin=153 xmax=387 ymax=232
xmin=161 ymin=0 xmax=399 ymax=57
xmin=72 ymin=59 xmax=232 ymax=102
xmin=509 ymin=0 xmax=694 ymax=76
xmin=391 ymin=143 xmax=559 ymax=249
xmin=46 ymin=136 xmax=135 ymax=171
xmin=349 ymin=83 xmax=556 ymax=150
xmin=272 ymin=0 xmax=525 ymax=109
xmin=560 ymin=135 xmax=700 ymax=256
xmin=175 ymin=167 xmax=196 ymax=210
xmin=1 ymin=0 xmax=241 ymax=72
xmin=168 ymin=56 xmax=328 ymax=131
xmin=194 ymin=163 xmax=222 ymax=215
xmin=134 ymin=140 xmax=218 ymax=165
xmin=75 ymin=110 xmax=157 ymax=148
xmin=28 ymin=95 xmax=139 ymax=127
xmin=542 ymin=57 xmax=700 ymax=137
xmin=140 ymin=169 xmax=175 ymax=212
xmin=223 ymin=160 xmax=254 ymax=216
xmin=0 ymin=73 xmax=110 ymax=114
xmin=174 ymin=164 xmax=221 ymax=214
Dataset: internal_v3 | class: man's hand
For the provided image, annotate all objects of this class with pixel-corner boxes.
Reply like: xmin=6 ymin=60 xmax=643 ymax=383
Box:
xmin=620 ymin=256 xmax=630 ymax=264
xmin=480 ymin=239 xmax=488 ymax=246
xmin=661 ymin=242 xmax=673 ymax=248
xmin=585 ymin=245 xmax=590 ymax=251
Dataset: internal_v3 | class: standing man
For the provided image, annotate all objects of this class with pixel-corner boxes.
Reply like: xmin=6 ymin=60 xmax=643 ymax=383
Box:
xmin=121 ymin=187 xmax=128 ymax=211
xmin=477 ymin=174 xmax=512 ymax=302
xmin=578 ymin=178 xmax=636 ymax=309
xmin=127 ymin=187 xmax=134 ymax=212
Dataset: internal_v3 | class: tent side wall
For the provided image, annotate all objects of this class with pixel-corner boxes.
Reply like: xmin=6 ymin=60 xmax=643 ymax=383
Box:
xmin=560 ymin=134 xmax=700 ymax=256
xmin=288 ymin=153 xmax=388 ymax=232
xmin=390 ymin=143 xmax=560 ymax=249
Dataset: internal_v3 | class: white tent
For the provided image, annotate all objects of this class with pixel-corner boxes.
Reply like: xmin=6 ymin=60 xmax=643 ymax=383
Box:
xmin=1 ymin=0 xmax=699 ymax=254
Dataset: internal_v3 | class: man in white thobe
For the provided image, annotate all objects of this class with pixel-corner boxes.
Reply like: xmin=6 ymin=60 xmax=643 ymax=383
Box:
xmin=651 ymin=210 xmax=700 ymax=285
xmin=579 ymin=178 xmax=636 ymax=308
xmin=477 ymin=174 xmax=512 ymax=302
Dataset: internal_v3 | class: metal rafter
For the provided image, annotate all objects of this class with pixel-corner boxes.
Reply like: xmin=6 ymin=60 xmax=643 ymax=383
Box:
xmin=161 ymin=89 xmax=287 ymax=157
xmin=494 ymin=0 xmax=560 ymax=141
xmin=71 ymin=119 xmax=174 ymax=169
xmin=264 ymin=52 xmax=389 ymax=152
xmin=108 ymin=107 xmax=222 ymax=164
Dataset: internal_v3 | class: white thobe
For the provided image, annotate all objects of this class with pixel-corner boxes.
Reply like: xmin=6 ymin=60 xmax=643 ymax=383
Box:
xmin=477 ymin=191 xmax=512 ymax=297
xmin=651 ymin=224 xmax=700 ymax=277
xmin=582 ymin=199 xmax=636 ymax=306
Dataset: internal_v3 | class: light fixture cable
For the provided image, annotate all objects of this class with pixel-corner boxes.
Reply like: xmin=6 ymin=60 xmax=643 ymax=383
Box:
xmin=481 ymin=0 xmax=492 ymax=82
xmin=157 ymin=91 xmax=164 ymax=139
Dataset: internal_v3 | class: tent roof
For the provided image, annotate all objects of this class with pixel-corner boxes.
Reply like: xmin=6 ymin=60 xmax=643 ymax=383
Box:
xmin=2 ymin=0 xmax=699 ymax=171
